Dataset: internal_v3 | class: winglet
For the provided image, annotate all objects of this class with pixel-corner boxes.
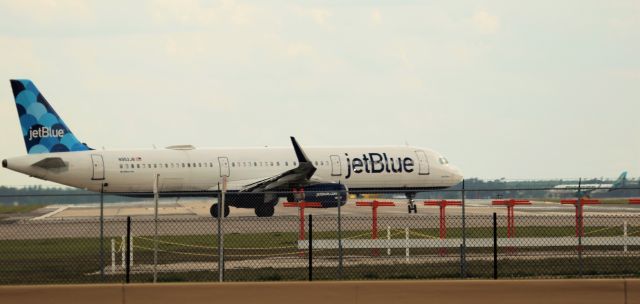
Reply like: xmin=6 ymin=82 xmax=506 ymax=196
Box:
xmin=291 ymin=137 xmax=311 ymax=163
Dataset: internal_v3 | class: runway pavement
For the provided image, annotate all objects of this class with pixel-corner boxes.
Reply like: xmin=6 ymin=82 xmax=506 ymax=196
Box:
xmin=1 ymin=199 xmax=639 ymax=240
xmin=22 ymin=198 xmax=640 ymax=220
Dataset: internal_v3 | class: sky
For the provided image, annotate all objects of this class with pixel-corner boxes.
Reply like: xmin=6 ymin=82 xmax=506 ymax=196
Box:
xmin=0 ymin=0 xmax=639 ymax=187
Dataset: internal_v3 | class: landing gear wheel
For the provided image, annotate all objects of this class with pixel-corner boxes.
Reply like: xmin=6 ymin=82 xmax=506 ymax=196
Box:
xmin=210 ymin=203 xmax=230 ymax=218
xmin=255 ymin=205 xmax=275 ymax=217
xmin=407 ymin=203 xmax=418 ymax=214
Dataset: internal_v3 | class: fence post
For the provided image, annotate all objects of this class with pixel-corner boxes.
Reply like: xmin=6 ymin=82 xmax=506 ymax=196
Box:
xmin=624 ymin=221 xmax=628 ymax=253
xmin=387 ymin=226 xmax=391 ymax=256
xmin=405 ymin=227 xmax=409 ymax=263
xmin=218 ymin=177 xmax=227 ymax=283
xmin=126 ymin=216 xmax=131 ymax=284
xmin=460 ymin=244 xmax=464 ymax=277
xmin=111 ymin=238 xmax=115 ymax=274
xmin=153 ymin=174 xmax=159 ymax=283
xmin=121 ymin=235 xmax=125 ymax=269
xmin=130 ymin=234 xmax=134 ymax=267
xmin=337 ymin=184 xmax=343 ymax=280
xmin=308 ymin=214 xmax=313 ymax=282
xmin=461 ymin=179 xmax=467 ymax=278
xmin=493 ymin=212 xmax=497 ymax=280
xmin=99 ymin=183 xmax=105 ymax=281
xmin=578 ymin=180 xmax=583 ymax=277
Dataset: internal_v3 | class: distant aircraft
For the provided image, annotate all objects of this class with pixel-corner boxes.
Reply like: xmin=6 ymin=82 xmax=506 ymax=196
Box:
xmin=549 ymin=171 xmax=627 ymax=198
xmin=2 ymin=80 xmax=463 ymax=217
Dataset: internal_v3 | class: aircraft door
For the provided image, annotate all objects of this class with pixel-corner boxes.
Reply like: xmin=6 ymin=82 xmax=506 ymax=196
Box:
xmin=414 ymin=150 xmax=430 ymax=175
xmin=91 ymin=154 xmax=105 ymax=180
xmin=330 ymin=155 xmax=341 ymax=176
xmin=218 ymin=157 xmax=230 ymax=177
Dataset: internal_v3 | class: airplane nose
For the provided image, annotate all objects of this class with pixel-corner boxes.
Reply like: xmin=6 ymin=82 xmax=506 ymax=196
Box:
xmin=448 ymin=165 xmax=463 ymax=183
xmin=2 ymin=159 xmax=6 ymax=168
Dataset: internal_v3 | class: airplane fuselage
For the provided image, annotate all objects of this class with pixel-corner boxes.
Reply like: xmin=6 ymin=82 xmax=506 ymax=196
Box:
xmin=3 ymin=145 xmax=461 ymax=195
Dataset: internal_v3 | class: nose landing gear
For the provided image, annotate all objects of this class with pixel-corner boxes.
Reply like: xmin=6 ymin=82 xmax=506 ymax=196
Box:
xmin=406 ymin=192 xmax=418 ymax=214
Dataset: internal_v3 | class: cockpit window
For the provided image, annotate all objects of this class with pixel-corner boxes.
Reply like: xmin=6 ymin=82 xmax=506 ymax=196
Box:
xmin=439 ymin=157 xmax=449 ymax=165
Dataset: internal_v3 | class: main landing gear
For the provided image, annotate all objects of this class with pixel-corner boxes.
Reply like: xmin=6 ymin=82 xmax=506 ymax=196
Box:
xmin=254 ymin=204 xmax=275 ymax=217
xmin=210 ymin=203 xmax=230 ymax=218
xmin=406 ymin=193 xmax=417 ymax=214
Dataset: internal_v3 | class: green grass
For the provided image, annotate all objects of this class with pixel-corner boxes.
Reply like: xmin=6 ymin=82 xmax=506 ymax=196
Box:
xmin=0 ymin=204 xmax=46 ymax=214
xmin=2 ymin=226 xmax=640 ymax=285
xmin=117 ymin=257 xmax=640 ymax=283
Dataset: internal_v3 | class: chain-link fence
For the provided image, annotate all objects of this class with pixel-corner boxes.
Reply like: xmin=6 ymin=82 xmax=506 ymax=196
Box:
xmin=1 ymin=212 xmax=639 ymax=285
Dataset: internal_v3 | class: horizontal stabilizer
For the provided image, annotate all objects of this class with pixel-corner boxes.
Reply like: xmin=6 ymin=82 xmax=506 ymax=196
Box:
xmin=32 ymin=157 xmax=67 ymax=169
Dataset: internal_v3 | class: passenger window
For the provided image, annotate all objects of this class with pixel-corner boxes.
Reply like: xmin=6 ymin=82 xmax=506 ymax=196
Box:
xmin=119 ymin=164 xmax=123 ymax=169
xmin=270 ymin=162 xmax=274 ymax=166
xmin=285 ymin=162 xmax=288 ymax=166
xmin=293 ymin=161 xmax=297 ymax=166
xmin=136 ymin=164 xmax=140 ymax=168
xmin=232 ymin=162 xmax=235 ymax=167
xmin=187 ymin=163 xmax=191 ymax=168
xmin=276 ymin=162 xmax=280 ymax=166
xmin=198 ymin=163 xmax=202 ymax=167
xmin=209 ymin=162 xmax=213 ymax=167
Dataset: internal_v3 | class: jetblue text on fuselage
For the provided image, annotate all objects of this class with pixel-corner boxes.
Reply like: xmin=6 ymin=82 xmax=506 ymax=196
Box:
xmin=28 ymin=127 xmax=65 ymax=141
xmin=344 ymin=153 xmax=414 ymax=179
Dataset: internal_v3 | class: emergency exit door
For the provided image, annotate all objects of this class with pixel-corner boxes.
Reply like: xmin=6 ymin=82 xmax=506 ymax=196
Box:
xmin=330 ymin=155 xmax=342 ymax=176
xmin=218 ymin=157 xmax=230 ymax=177
xmin=91 ymin=154 xmax=105 ymax=180
xmin=414 ymin=150 xmax=430 ymax=175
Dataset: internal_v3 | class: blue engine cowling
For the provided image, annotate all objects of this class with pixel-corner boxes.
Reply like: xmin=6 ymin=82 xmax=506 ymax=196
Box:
xmin=302 ymin=183 xmax=348 ymax=208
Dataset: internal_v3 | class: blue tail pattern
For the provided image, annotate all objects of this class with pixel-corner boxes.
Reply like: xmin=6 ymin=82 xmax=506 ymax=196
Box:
xmin=10 ymin=79 xmax=91 ymax=154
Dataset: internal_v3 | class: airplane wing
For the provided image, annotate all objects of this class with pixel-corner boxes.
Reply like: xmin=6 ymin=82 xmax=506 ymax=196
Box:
xmin=239 ymin=137 xmax=320 ymax=192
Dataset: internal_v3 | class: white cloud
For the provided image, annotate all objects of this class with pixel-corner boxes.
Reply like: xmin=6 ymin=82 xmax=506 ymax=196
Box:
xmin=310 ymin=8 xmax=331 ymax=25
xmin=293 ymin=6 xmax=332 ymax=28
xmin=0 ymin=36 xmax=42 ymax=73
xmin=0 ymin=0 xmax=94 ymax=24
xmin=371 ymin=8 xmax=381 ymax=25
xmin=286 ymin=43 xmax=313 ymax=57
xmin=149 ymin=0 xmax=217 ymax=26
xmin=471 ymin=9 xmax=500 ymax=34
xmin=148 ymin=0 xmax=257 ymax=26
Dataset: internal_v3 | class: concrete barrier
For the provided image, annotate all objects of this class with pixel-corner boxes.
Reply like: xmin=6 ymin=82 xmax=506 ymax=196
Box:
xmin=0 ymin=279 xmax=637 ymax=304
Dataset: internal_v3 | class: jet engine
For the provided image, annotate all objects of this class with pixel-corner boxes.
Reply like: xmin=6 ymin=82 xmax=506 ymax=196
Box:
xmin=296 ymin=183 xmax=348 ymax=208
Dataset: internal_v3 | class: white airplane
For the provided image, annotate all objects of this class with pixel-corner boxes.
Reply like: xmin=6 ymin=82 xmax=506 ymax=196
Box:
xmin=548 ymin=172 xmax=627 ymax=198
xmin=2 ymin=80 xmax=463 ymax=217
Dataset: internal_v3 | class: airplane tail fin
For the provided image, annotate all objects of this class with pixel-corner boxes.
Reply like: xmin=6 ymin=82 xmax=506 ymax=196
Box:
xmin=10 ymin=79 xmax=92 ymax=154
xmin=610 ymin=171 xmax=627 ymax=191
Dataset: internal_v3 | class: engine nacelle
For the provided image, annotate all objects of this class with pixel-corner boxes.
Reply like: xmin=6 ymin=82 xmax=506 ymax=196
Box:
xmin=301 ymin=183 xmax=348 ymax=208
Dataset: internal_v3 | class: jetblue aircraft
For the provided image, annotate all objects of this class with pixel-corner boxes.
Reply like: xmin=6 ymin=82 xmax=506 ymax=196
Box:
xmin=2 ymin=80 xmax=463 ymax=217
